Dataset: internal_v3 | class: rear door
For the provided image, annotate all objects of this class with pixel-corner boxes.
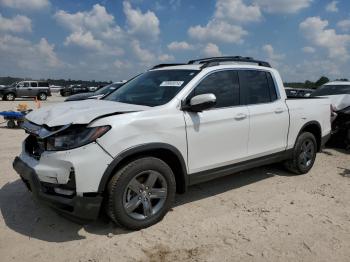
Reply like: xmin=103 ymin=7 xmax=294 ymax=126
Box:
xmin=29 ymin=82 xmax=38 ymax=96
xmin=238 ymin=70 xmax=289 ymax=158
xmin=184 ymin=70 xmax=250 ymax=174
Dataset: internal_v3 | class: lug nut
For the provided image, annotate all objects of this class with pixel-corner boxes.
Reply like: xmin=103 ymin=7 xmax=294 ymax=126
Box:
xmin=138 ymin=197 xmax=142 ymax=200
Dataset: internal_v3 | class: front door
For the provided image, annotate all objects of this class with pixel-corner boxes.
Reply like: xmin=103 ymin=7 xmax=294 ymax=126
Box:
xmin=184 ymin=70 xmax=250 ymax=174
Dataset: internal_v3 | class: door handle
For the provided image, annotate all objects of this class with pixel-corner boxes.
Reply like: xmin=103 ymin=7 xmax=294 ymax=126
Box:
xmin=234 ymin=113 xmax=247 ymax=120
xmin=274 ymin=108 xmax=284 ymax=114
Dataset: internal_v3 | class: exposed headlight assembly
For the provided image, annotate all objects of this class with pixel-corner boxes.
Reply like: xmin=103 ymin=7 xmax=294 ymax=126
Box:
xmin=46 ymin=125 xmax=110 ymax=151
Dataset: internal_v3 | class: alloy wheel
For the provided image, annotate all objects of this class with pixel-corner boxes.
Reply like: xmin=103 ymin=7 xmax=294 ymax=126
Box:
xmin=298 ymin=139 xmax=315 ymax=168
xmin=123 ymin=170 xmax=168 ymax=220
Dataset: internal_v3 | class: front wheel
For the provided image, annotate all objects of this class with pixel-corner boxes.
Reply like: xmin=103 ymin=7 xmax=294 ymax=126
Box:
xmin=284 ymin=132 xmax=317 ymax=175
xmin=5 ymin=93 xmax=15 ymax=101
xmin=106 ymin=157 xmax=176 ymax=230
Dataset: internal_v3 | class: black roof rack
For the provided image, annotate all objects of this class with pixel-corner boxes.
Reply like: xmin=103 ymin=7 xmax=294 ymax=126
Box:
xmin=188 ymin=56 xmax=271 ymax=68
xmin=151 ymin=63 xmax=187 ymax=69
xmin=150 ymin=56 xmax=271 ymax=71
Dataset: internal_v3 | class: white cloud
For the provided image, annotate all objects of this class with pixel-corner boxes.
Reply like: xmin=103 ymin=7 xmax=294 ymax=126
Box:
xmin=302 ymin=46 xmax=315 ymax=53
xmin=202 ymin=43 xmax=222 ymax=57
xmin=167 ymin=41 xmax=194 ymax=51
xmin=262 ymin=44 xmax=284 ymax=67
xmin=189 ymin=21 xmax=247 ymax=44
xmin=37 ymin=38 xmax=61 ymax=67
xmin=255 ymin=0 xmax=312 ymax=14
xmin=0 ymin=34 xmax=62 ymax=74
xmin=188 ymin=0 xmax=259 ymax=44
xmin=64 ymin=31 xmax=103 ymax=50
xmin=158 ymin=54 xmax=175 ymax=62
xmin=300 ymin=16 xmax=350 ymax=61
xmin=0 ymin=0 xmax=49 ymax=10
xmin=337 ymin=19 xmax=350 ymax=32
xmin=215 ymin=0 xmax=261 ymax=23
xmin=123 ymin=1 xmax=160 ymax=41
xmin=55 ymin=4 xmax=125 ymax=53
xmin=131 ymin=40 xmax=155 ymax=63
xmin=0 ymin=14 xmax=31 ymax=33
xmin=325 ymin=1 xmax=338 ymax=12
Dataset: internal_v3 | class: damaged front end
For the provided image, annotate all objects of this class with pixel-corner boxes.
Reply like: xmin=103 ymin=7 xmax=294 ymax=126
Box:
xmin=13 ymin=120 xmax=114 ymax=222
xmin=329 ymin=106 xmax=350 ymax=150
xmin=22 ymin=120 xmax=110 ymax=153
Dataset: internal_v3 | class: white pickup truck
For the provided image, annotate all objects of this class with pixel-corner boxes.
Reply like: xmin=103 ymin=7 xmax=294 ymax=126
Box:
xmin=13 ymin=56 xmax=331 ymax=229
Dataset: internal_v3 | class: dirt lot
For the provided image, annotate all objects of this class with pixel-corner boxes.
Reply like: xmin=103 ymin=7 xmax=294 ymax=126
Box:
xmin=0 ymin=94 xmax=349 ymax=262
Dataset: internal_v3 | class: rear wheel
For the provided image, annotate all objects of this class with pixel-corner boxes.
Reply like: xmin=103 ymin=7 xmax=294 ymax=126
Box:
xmin=5 ymin=93 xmax=15 ymax=101
xmin=107 ymin=157 xmax=176 ymax=230
xmin=284 ymin=132 xmax=317 ymax=175
xmin=38 ymin=92 xmax=47 ymax=101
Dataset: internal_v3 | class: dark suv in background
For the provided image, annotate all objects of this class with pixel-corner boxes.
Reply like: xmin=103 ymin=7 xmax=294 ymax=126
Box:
xmin=60 ymin=84 xmax=90 ymax=97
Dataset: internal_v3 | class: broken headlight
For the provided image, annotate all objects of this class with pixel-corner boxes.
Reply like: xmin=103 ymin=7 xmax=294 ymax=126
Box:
xmin=46 ymin=125 xmax=110 ymax=151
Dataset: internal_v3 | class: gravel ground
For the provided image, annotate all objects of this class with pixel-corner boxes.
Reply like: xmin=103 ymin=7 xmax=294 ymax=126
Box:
xmin=0 ymin=94 xmax=349 ymax=262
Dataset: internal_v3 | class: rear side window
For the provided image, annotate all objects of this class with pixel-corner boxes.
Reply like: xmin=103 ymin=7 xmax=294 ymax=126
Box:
xmin=38 ymin=82 xmax=49 ymax=87
xmin=194 ymin=70 xmax=239 ymax=108
xmin=266 ymin=72 xmax=278 ymax=101
xmin=30 ymin=82 xmax=38 ymax=87
xmin=239 ymin=70 xmax=273 ymax=105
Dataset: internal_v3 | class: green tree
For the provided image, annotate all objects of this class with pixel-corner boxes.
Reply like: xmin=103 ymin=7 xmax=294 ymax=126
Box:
xmin=315 ymin=76 xmax=329 ymax=87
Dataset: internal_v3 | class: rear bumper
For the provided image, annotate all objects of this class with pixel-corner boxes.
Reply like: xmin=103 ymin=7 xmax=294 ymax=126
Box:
xmin=13 ymin=156 xmax=103 ymax=222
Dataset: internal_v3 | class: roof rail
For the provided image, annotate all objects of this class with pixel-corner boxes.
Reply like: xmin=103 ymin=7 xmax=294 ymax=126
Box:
xmin=151 ymin=63 xmax=187 ymax=69
xmin=188 ymin=56 xmax=271 ymax=68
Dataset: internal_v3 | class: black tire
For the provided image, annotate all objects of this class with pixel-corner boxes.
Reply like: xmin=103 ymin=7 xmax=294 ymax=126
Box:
xmin=107 ymin=157 xmax=176 ymax=230
xmin=7 ymin=120 xmax=16 ymax=128
xmin=5 ymin=93 xmax=15 ymax=101
xmin=38 ymin=92 xmax=47 ymax=101
xmin=284 ymin=132 xmax=317 ymax=175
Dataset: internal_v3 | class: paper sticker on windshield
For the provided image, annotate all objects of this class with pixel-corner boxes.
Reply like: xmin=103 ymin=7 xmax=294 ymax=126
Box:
xmin=160 ymin=81 xmax=184 ymax=87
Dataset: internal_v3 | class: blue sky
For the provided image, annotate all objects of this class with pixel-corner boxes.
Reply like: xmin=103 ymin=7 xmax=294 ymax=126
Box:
xmin=0 ymin=0 xmax=350 ymax=82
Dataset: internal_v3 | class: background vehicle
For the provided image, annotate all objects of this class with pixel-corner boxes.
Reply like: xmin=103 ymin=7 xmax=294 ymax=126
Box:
xmin=59 ymin=84 xmax=89 ymax=97
xmin=285 ymin=87 xmax=314 ymax=98
xmin=0 ymin=81 xmax=51 ymax=101
xmin=311 ymin=81 xmax=350 ymax=149
xmin=14 ymin=56 xmax=331 ymax=230
xmin=49 ymin=85 xmax=63 ymax=93
xmin=65 ymin=81 xmax=126 ymax=102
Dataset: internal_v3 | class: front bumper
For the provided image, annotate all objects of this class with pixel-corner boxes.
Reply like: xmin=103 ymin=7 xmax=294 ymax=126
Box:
xmin=13 ymin=156 xmax=103 ymax=221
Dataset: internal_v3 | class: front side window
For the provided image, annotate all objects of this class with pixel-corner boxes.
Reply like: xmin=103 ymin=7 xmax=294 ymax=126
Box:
xmin=104 ymin=70 xmax=198 ymax=106
xmin=312 ymin=85 xmax=350 ymax=96
xmin=193 ymin=70 xmax=239 ymax=108
xmin=239 ymin=70 xmax=272 ymax=105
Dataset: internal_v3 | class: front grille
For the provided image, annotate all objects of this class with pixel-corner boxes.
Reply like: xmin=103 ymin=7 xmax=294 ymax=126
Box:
xmin=25 ymin=135 xmax=46 ymax=160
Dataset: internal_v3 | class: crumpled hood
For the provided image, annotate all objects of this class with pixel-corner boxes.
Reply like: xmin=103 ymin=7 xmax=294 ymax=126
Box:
xmin=324 ymin=94 xmax=350 ymax=111
xmin=26 ymin=99 xmax=150 ymax=127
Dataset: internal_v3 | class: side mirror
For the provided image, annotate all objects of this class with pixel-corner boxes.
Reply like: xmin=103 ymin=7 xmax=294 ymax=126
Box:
xmin=182 ymin=93 xmax=216 ymax=112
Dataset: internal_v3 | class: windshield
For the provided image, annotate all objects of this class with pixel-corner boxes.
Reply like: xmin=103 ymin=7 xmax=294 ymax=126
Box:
xmin=312 ymin=84 xmax=350 ymax=96
xmin=95 ymin=83 xmax=124 ymax=95
xmin=10 ymin=82 xmax=18 ymax=87
xmin=104 ymin=70 xmax=198 ymax=106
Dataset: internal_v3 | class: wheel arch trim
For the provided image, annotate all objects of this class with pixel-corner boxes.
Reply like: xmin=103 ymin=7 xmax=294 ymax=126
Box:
xmin=97 ymin=143 xmax=188 ymax=193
